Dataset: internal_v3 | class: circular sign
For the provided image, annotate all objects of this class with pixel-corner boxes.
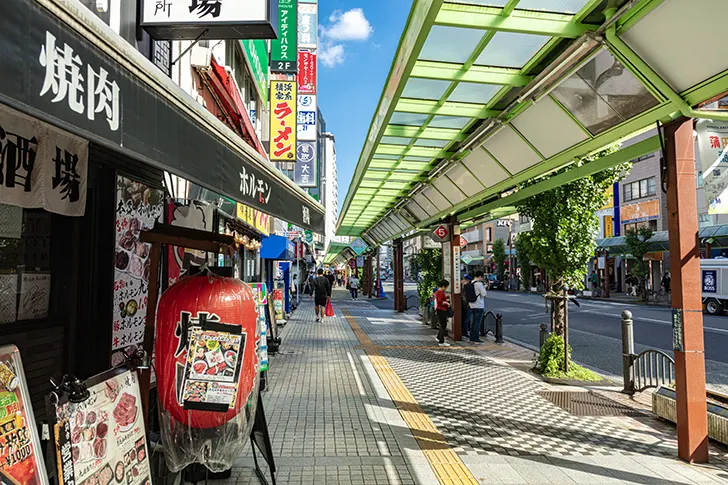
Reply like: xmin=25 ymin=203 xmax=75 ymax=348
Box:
xmin=297 ymin=143 xmax=315 ymax=163
xmin=299 ymin=95 xmax=314 ymax=107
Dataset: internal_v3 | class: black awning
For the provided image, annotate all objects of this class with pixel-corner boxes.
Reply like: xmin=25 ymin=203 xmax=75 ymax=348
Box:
xmin=0 ymin=0 xmax=325 ymax=233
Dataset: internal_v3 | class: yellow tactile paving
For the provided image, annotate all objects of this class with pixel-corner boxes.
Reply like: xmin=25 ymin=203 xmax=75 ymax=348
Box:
xmin=342 ymin=309 xmax=479 ymax=485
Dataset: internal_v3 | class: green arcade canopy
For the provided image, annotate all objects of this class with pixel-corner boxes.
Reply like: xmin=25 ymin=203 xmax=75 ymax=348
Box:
xmin=338 ymin=0 xmax=728 ymax=244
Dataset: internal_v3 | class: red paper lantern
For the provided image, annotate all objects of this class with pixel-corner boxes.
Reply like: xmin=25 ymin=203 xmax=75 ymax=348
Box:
xmin=155 ymin=273 xmax=259 ymax=429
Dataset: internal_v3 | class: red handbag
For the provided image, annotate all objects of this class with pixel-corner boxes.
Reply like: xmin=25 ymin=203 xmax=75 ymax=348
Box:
xmin=325 ymin=298 xmax=334 ymax=317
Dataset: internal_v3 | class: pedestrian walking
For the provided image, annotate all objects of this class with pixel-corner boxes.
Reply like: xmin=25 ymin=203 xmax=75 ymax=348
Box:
xmin=305 ymin=272 xmax=315 ymax=301
xmin=434 ymin=279 xmax=451 ymax=347
xmin=313 ymin=269 xmax=331 ymax=322
xmin=461 ymin=274 xmax=473 ymax=338
xmin=348 ymin=274 xmax=360 ymax=299
xmin=661 ymin=272 xmax=671 ymax=294
xmin=468 ymin=271 xmax=487 ymax=342
xmin=590 ymin=271 xmax=598 ymax=290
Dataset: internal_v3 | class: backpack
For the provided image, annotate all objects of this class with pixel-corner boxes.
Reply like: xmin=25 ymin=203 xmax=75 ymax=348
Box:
xmin=464 ymin=282 xmax=478 ymax=303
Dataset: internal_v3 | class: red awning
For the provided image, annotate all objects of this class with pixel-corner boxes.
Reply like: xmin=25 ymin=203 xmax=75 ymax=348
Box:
xmin=207 ymin=56 xmax=267 ymax=159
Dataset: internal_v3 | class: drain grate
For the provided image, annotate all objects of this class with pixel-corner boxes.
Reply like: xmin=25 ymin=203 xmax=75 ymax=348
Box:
xmin=537 ymin=391 xmax=647 ymax=417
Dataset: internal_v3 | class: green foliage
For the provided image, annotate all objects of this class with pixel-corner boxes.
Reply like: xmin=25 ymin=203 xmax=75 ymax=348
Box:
xmin=515 ymin=232 xmax=534 ymax=289
xmin=624 ymin=226 xmax=654 ymax=299
xmin=515 ymin=145 xmax=628 ymax=289
xmin=414 ymin=248 xmax=442 ymax=306
xmin=408 ymin=257 xmax=420 ymax=282
xmin=536 ymin=333 xmax=601 ymax=381
xmin=492 ymin=239 xmax=507 ymax=282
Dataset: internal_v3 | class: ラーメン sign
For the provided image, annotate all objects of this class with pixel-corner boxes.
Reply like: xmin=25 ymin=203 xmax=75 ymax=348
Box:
xmin=140 ymin=0 xmax=277 ymax=39
xmin=269 ymin=80 xmax=297 ymax=161
xmin=270 ymin=0 xmax=298 ymax=73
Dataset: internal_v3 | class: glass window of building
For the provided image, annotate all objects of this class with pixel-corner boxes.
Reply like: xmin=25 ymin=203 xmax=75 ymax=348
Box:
xmin=623 ymin=176 xmax=656 ymax=202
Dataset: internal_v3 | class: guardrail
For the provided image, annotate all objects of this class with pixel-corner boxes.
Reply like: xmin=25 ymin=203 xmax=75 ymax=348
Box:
xmin=621 ymin=310 xmax=675 ymax=394
xmin=481 ymin=311 xmax=504 ymax=343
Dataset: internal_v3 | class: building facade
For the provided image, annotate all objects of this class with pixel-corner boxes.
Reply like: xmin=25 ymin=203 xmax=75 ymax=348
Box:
xmin=322 ymin=132 xmax=338 ymax=251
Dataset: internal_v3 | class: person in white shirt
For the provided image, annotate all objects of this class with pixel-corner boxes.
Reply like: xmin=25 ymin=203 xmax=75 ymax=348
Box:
xmin=349 ymin=274 xmax=360 ymax=299
xmin=469 ymin=271 xmax=487 ymax=342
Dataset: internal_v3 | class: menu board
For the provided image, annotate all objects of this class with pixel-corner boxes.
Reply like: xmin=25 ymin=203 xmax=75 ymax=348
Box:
xmin=111 ymin=176 xmax=164 ymax=365
xmin=0 ymin=345 xmax=49 ymax=485
xmin=53 ymin=370 xmax=151 ymax=485
xmin=181 ymin=327 xmax=244 ymax=412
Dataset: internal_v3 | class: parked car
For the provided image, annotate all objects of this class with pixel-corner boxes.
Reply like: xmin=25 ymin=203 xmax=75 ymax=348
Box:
xmin=487 ymin=274 xmax=503 ymax=290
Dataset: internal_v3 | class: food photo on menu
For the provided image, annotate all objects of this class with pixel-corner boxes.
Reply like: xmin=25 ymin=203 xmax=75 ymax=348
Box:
xmin=54 ymin=371 xmax=152 ymax=485
xmin=182 ymin=329 xmax=244 ymax=410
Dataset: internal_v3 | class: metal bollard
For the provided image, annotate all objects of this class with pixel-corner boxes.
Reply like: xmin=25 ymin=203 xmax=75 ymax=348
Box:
xmin=621 ymin=310 xmax=635 ymax=395
xmin=495 ymin=313 xmax=504 ymax=343
xmin=539 ymin=323 xmax=548 ymax=348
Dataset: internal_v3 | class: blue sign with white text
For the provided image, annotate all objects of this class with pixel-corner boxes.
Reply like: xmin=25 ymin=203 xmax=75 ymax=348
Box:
xmin=703 ymin=270 xmax=717 ymax=293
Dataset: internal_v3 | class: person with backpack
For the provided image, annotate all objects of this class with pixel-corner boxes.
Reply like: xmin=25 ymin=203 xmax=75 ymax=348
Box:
xmin=468 ymin=271 xmax=487 ymax=342
xmin=313 ymin=269 xmax=332 ymax=322
xmin=461 ymin=274 xmax=473 ymax=338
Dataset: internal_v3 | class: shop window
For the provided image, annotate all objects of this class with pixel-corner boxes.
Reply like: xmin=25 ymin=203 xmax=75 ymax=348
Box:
xmin=623 ymin=176 xmax=657 ymax=202
xmin=699 ymin=213 xmax=713 ymax=227
xmin=0 ymin=205 xmax=52 ymax=324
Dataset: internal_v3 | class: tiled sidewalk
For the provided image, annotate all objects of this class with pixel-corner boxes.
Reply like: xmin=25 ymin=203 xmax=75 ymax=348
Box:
xmin=229 ymin=290 xmax=728 ymax=485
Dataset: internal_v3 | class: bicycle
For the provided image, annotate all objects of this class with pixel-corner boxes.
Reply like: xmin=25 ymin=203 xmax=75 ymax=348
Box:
xmin=646 ymin=288 xmax=671 ymax=305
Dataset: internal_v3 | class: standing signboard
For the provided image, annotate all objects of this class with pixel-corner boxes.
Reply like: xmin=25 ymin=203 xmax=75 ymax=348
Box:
xmin=269 ymin=81 xmax=297 ymax=161
xmin=0 ymin=346 xmax=49 ymax=485
xmin=112 ymin=176 xmax=164 ymax=366
xmin=442 ymin=243 xmax=452 ymax=298
xmin=52 ymin=369 xmax=152 ymax=485
xmin=270 ymin=0 xmax=298 ymax=73
xmin=250 ymin=284 xmax=269 ymax=372
xmin=696 ymin=119 xmax=728 ymax=214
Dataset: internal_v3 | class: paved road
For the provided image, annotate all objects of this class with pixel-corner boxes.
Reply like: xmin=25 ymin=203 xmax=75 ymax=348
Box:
xmin=386 ymin=282 xmax=728 ymax=392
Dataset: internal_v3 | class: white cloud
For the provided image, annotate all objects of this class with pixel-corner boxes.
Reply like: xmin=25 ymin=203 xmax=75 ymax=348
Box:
xmin=319 ymin=43 xmax=346 ymax=68
xmin=320 ymin=8 xmax=373 ymax=42
xmin=318 ymin=8 xmax=373 ymax=68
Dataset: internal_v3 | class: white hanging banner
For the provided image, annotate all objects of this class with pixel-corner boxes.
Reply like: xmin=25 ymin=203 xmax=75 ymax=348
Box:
xmin=696 ymin=119 xmax=728 ymax=214
xmin=0 ymin=104 xmax=88 ymax=216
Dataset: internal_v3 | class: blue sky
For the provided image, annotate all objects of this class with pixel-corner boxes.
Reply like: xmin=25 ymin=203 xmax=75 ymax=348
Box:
xmin=315 ymin=0 xmax=412 ymax=213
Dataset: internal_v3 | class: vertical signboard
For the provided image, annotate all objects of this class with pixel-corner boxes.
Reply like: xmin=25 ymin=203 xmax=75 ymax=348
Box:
xmin=270 ymin=0 xmax=298 ymax=73
xmin=240 ymin=39 xmax=269 ymax=106
xmin=294 ymin=141 xmax=317 ymax=187
xmin=297 ymin=94 xmax=317 ymax=141
xmin=453 ymin=245 xmax=461 ymax=294
xmin=297 ymin=3 xmax=318 ymax=49
xmin=269 ymin=80 xmax=297 ymax=161
xmin=696 ymin=119 xmax=728 ymax=214
xmin=297 ymin=50 xmax=317 ymax=94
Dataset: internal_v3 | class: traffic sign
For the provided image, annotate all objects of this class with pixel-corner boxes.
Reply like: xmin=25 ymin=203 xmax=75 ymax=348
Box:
xmin=460 ymin=236 xmax=467 ymax=248
xmin=431 ymin=224 xmax=451 ymax=243
xmin=350 ymin=237 xmax=368 ymax=255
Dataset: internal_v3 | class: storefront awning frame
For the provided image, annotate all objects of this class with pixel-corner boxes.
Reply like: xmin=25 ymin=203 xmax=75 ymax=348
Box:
xmin=338 ymin=0 xmax=728 ymax=244
xmin=0 ymin=0 xmax=325 ymax=233
xmin=596 ymin=224 xmax=728 ymax=255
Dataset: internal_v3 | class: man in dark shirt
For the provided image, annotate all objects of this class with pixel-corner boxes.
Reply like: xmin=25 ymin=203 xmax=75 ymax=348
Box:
xmin=314 ymin=269 xmax=332 ymax=322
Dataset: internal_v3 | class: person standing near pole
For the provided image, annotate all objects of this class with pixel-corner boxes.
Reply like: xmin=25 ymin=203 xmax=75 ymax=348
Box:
xmin=434 ymin=280 xmax=451 ymax=347
xmin=461 ymin=274 xmax=473 ymax=338
xmin=469 ymin=271 xmax=487 ymax=342
xmin=313 ymin=269 xmax=331 ymax=322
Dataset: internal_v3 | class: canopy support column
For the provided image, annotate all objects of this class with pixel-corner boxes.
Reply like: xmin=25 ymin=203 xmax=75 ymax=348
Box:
xmin=394 ymin=239 xmax=405 ymax=312
xmin=367 ymin=254 xmax=374 ymax=298
xmin=665 ymin=117 xmax=709 ymax=463
xmin=444 ymin=216 xmax=462 ymax=341
xmin=376 ymin=248 xmax=381 ymax=299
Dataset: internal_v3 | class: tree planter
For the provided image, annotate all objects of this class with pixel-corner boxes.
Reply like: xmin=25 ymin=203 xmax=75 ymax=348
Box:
xmin=653 ymin=386 xmax=728 ymax=446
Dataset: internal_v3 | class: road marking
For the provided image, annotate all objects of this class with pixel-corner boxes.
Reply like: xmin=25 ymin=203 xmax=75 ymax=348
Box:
xmin=347 ymin=351 xmax=367 ymax=396
xmin=342 ymin=309 xmax=479 ymax=485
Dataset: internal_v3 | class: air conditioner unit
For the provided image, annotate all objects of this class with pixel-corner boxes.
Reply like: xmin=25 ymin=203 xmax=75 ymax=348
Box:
xmin=190 ymin=44 xmax=211 ymax=69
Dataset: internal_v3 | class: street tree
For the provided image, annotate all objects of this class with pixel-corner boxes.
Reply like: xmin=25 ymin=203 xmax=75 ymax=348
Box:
xmin=492 ymin=239 xmax=507 ymax=284
xmin=516 ymin=145 xmax=628 ymax=373
xmin=515 ymin=232 xmax=534 ymax=289
xmin=413 ymin=248 xmax=442 ymax=306
xmin=624 ymin=226 xmax=654 ymax=300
